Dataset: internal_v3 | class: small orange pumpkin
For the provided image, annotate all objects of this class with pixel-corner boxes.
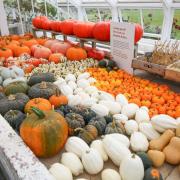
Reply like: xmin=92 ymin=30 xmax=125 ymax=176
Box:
xmin=23 ymin=39 xmax=38 ymax=48
xmin=0 ymin=48 xmax=13 ymax=59
xmin=49 ymin=53 xmax=64 ymax=64
xmin=66 ymin=47 xmax=87 ymax=61
xmin=14 ymin=45 xmax=31 ymax=57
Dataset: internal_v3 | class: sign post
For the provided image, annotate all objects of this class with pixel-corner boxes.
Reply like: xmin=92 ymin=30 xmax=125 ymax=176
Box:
xmin=110 ymin=22 xmax=135 ymax=74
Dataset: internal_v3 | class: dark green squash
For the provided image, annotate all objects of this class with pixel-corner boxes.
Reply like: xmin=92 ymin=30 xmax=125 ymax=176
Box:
xmin=28 ymin=72 xmax=55 ymax=86
xmin=88 ymin=116 xmax=106 ymax=135
xmin=28 ymin=81 xmax=59 ymax=99
xmin=105 ymin=120 xmax=125 ymax=134
xmin=58 ymin=105 xmax=74 ymax=115
xmin=107 ymin=60 xmax=116 ymax=68
xmin=4 ymin=82 xmax=29 ymax=96
xmin=143 ymin=167 xmax=163 ymax=180
xmin=98 ymin=60 xmax=107 ymax=68
xmin=76 ymin=125 xmax=98 ymax=144
xmin=0 ymin=93 xmax=29 ymax=115
xmin=4 ymin=110 xmax=26 ymax=132
xmin=65 ymin=113 xmax=85 ymax=135
xmin=104 ymin=114 xmax=113 ymax=124
xmin=73 ymin=105 xmax=96 ymax=124
xmin=137 ymin=152 xmax=153 ymax=170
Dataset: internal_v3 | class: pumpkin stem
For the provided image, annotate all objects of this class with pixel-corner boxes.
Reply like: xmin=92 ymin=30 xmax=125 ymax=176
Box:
xmin=74 ymin=128 xmax=84 ymax=132
xmin=132 ymin=154 xmax=136 ymax=158
xmin=31 ymin=107 xmax=45 ymax=119
xmin=40 ymin=81 xmax=47 ymax=89
xmin=55 ymin=88 xmax=60 ymax=97
xmin=112 ymin=119 xmax=116 ymax=128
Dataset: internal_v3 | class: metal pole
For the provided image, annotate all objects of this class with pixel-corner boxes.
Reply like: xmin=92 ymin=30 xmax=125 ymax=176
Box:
xmin=97 ymin=8 xmax=101 ymax=21
xmin=67 ymin=0 xmax=70 ymax=19
xmin=16 ymin=0 xmax=24 ymax=34
xmin=45 ymin=0 xmax=47 ymax=16
xmin=31 ymin=0 xmax=34 ymax=15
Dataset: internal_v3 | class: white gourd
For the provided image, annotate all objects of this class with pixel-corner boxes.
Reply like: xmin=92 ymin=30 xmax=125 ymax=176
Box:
xmin=90 ymin=140 xmax=108 ymax=161
xmin=99 ymin=100 xmax=121 ymax=114
xmin=120 ymin=154 xmax=144 ymax=180
xmin=77 ymin=92 xmax=90 ymax=99
xmin=61 ymin=152 xmax=83 ymax=176
xmin=82 ymin=148 xmax=103 ymax=175
xmin=103 ymin=135 xmax=131 ymax=166
xmin=65 ymin=74 xmax=76 ymax=82
xmin=91 ymin=91 xmax=100 ymax=99
xmin=91 ymin=104 xmax=109 ymax=117
xmin=84 ymin=86 xmax=98 ymax=95
xmin=68 ymin=81 xmax=77 ymax=90
xmin=65 ymin=137 xmax=90 ymax=158
xmin=139 ymin=122 xmax=160 ymax=140
xmin=113 ymin=114 xmax=128 ymax=124
xmin=3 ymin=77 xmax=27 ymax=87
xmin=77 ymin=72 xmax=90 ymax=80
xmin=74 ymin=87 xmax=83 ymax=95
xmin=87 ymin=77 xmax=96 ymax=83
xmin=121 ymin=103 xmax=139 ymax=119
xmin=60 ymin=84 xmax=73 ymax=96
xmin=116 ymin=94 xmax=128 ymax=106
xmin=106 ymin=134 xmax=130 ymax=148
xmin=81 ymin=97 xmax=97 ymax=107
xmin=53 ymin=77 xmax=66 ymax=87
xmin=135 ymin=109 xmax=150 ymax=124
xmin=130 ymin=132 xmax=149 ymax=152
xmin=68 ymin=95 xmax=82 ymax=107
xmin=77 ymin=79 xmax=90 ymax=89
xmin=49 ymin=163 xmax=73 ymax=180
xmin=140 ymin=106 xmax=149 ymax=112
xmin=124 ymin=120 xmax=138 ymax=135
xmin=99 ymin=91 xmax=115 ymax=101
xmin=101 ymin=169 xmax=121 ymax=180
xmin=151 ymin=114 xmax=177 ymax=133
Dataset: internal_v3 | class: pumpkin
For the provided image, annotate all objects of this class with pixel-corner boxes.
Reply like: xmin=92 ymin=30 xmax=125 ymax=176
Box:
xmin=49 ymin=53 xmax=64 ymax=64
xmin=65 ymin=113 xmax=85 ymax=135
xmin=0 ymin=48 xmax=13 ymax=59
xmin=88 ymin=116 xmax=106 ymax=135
xmin=0 ymin=93 xmax=29 ymax=115
xmin=73 ymin=22 xmax=95 ymax=38
xmin=51 ymin=42 xmax=71 ymax=55
xmin=105 ymin=120 xmax=125 ymax=134
xmin=72 ymin=105 xmax=96 ymax=124
xmin=93 ymin=22 xmax=110 ymax=41
xmin=4 ymin=82 xmax=29 ymax=96
xmin=124 ymin=120 xmax=138 ymax=135
xmin=14 ymin=45 xmax=31 ymax=57
xmin=0 ymin=92 xmax=6 ymax=100
xmin=135 ymin=108 xmax=150 ymax=124
xmin=66 ymin=47 xmax=87 ymax=61
xmin=28 ymin=73 xmax=55 ymax=86
xmin=104 ymin=114 xmax=113 ymax=124
xmin=143 ymin=168 xmax=163 ymax=180
xmin=4 ymin=110 xmax=26 ymax=132
xmin=20 ymin=107 xmax=68 ymax=157
xmin=34 ymin=46 xmax=52 ymax=59
xmin=76 ymin=125 xmax=98 ymax=144
xmin=137 ymin=152 xmax=153 ymax=170
xmin=23 ymin=39 xmax=38 ymax=48
xmin=121 ymin=103 xmax=139 ymax=119
xmin=57 ymin=104 xmax=74 ymax=115
xmin=49 ymin=90 xmax=68 ymax=108
xmin=91 ymin=104 xmax=109 ymax=117
xmin=87 ymin=48 xmax=105 ymax=60
xmin=61 ymin=19 xmax=77 ymax=35
xmin=32 ymin=16 xmax=48 ymax=29
xmin=50 ymin=20 xmax=61 ymax=32
xmin=135 ymin=24 xmax=143 ymax=44
xmin=41 ymin=20 xmax=52 ymax=30
xmin=28 ymin=82 xmax=59 ymax=99
xmin=44 ymin=39 xmax=59 ymax=49
xmin=24 ymin=98 xmax=52 ymax=113
xmin=35 ymin=37 xmax=47 ymax=45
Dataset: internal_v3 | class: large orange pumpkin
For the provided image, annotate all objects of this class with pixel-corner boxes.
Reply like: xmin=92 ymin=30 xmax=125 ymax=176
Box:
xmin=44 ymin=39 xmax=59 ymax=49
xmin=23 ymin=39 xmax=38 ymax=48
xmin=66 ymin=47 xmax=87 ymax=61
xmin=36 ymin=38 xmax=47 ymax=45
xmin=135 ymin=24 xmax=143 ymax=44
xmin=20 ymin=107 xmax=68 ymax=157
xmin=61 ymin=19 xmax=78 ymax=35
xmin=49 ymin=53 xmax=64 ymax=64
xmin=0 ymin=48 xmax=13 ymax=59
xmin=24 ymin=98 xmax=52 ymax=113
xmin=34 ymin=46 xmax=52 ymax=59
xmin=32 ymin=16 xmax=48 ymax=29
xmin=50 ymin=41 xmax=71 ymax=55
xmin=51 ymin=21 xmax=61 ymax=32
xmin=14 ymin=45 xmax=31 ymax=57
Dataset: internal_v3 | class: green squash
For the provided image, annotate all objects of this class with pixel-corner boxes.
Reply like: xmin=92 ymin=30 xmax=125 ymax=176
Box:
xmin=65 ymin=113 xmax=85 ymax=135
xmin=4 ymin=82 xmax=29 ymax=96
xmin=58 ymin=105 xmax=74 ymax=115
xmin=88 ymin=116 xmax=106 ymax=135
xmin=105 ymin=120 xmax=124 ymax=134
xmin=28 ymin=72 xmax=55 ymax=86
xmin=143 ymin=167 xmax=163 ymax=180
xmin=104 ymin=114 xmax=113 ymax=124
xmin=137 ymin=152 xmax=153 ymax=170
xmin=107 ymin=60 xmax=116 ymax=68
xmin=98 ymin=60 xmax=107 ymax=68
xmin=4 ymin=110 xmax=26 ymax=132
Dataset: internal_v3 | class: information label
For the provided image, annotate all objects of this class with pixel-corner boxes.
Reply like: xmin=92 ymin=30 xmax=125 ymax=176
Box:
xmin=110 ymin=22 xmax=135 ymax=74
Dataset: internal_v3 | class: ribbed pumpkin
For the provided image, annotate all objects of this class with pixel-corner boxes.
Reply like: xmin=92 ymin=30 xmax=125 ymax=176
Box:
xmin=66 ymin=47 xmax=87 ymax=61
xmin=20 ymin=107 xmax=68 ymax=157
xmin=105 ymin=120 xmax=125 ymax=134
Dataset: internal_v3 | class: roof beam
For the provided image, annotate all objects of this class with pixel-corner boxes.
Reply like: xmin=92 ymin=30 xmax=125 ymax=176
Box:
xmin=106 ymin=0 xmax=118 ymax=7
xmin=69 ymin=0 xmax=81 ymax=8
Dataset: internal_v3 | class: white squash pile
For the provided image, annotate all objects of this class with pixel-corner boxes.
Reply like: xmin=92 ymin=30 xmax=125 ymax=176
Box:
xmin=49 ymin=73 xmax=179 ymax=180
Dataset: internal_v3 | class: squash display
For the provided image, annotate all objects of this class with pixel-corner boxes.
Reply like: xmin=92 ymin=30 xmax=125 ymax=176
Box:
xmin=137 ymin=152 xmax=153 ymax=170
xmin=0 ymin=93 xmax=29 ymax=115
xmin=20 ymin=107 xmax=68 ymax=157
xmin=28 ymin=82 xmax=59 ymax=99
xmin=143 ymin=168 xmax=163 ymax=180
xmin=57 ymin=105 xmax=74 ymax=115
xmin=105 ymin=120 xmax=125 ymax=134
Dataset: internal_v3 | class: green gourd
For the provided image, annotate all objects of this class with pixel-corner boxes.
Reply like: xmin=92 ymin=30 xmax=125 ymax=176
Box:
xmin=137 ymin=152 xmax=153 ymax=170
xmin=143 ymin=167 xmax=163 ymax=180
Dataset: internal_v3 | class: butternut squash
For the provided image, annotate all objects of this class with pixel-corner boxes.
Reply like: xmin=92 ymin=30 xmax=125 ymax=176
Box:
xmin=147 ymin=150 xmax=165 ymax=167
xmin=149 ymin=130 xmax=175 ymax=151
xmin=176 ymin=123 xmax=180 ymax=137
xmin=163 ymin=137 xmax=180 ymax=165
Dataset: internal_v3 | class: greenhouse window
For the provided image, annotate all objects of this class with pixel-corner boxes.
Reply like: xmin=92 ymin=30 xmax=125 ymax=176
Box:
xmin=99 ymin=8 xmax=112 ymax=21
xmin=85 ymin=8 xmax=100 ymax=22
xmin=171 ymin=9 xmax=180 ymax=39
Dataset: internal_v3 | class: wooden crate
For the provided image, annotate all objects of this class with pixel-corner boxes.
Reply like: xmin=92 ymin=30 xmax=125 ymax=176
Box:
xmin=132 ymin=56 xmax=166 ymax=76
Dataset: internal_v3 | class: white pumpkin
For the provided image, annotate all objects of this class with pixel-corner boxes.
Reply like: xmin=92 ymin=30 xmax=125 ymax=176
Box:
xmin=99 ymin=91 xmax=115 ymax=101
xmin=106 ymin=134 xmax=130 ymax=148
xmin=91 ymin=104 xmax=109 ymax=117
xmin=119 ymin=154 xmax=144 ymax=180
xmin=99 ymin=100 xmax=121 ymax=114
xmin=91 ymin=91 xmax=100 ymax=99
xmin=81 ymin=97 xmax=97 ymax=107
xmin=130 ymin=132 xmax=149 ymax=152
xmin=121 ymin=103 xmax=139 ymax=119
xmin=87 ymin=77 xmax=96 ymax=83
xmin=3 ymin=77 xmax=27 ymax=87
xmin=77 ymin=79 xmax=90 ymax=89
xmin=60 ymin=84 xmax=73 ymax=96
xmin=139 ymin=122 xmax=160 ymax=140
xmin=101 ymin=169 xmax=121 ymax=180
xmin=77 ymin=92 xmax=90 ymax=99
xmin=124 ymin=120 xmax=138 ymax=136
xmin=84 ymin=86 xmax=98 ymax=95
xmin=68 ymin=95 xmax=82 ymax=107
xmin=65 ymin=74 xmax=76 ymax=82
xmin=74 ymin=87 xmax=83 ymax=95
xmin=140 ymin=106 xmax=149 ymax=112
xmin=102 ymin=135 xmax=131 ymax=166
xmin=61 ymin=152 xmax=83 ymax=176
xmin=151 ymin=114 xmax=177 ymax=133
xmin=116 ymin=94 xmax=128 ymax=106
xmin=77 ymin=72 xmax=90 ymax=80
xmin=113 ymin=114 xmax=128 ymax=124
xmin=82 ymin=148 xmax=103 ymax=175
xmin=68 ymin=81 xmax=77 ymax=90
xmin=49 ymin=163 xmax=73 ymax=180
xmin=90 ymin=140 xmax=108 ymax=161
xmin=135 ymin=109 xmax=150 ymax=124
xmin=65 ymin=137 xmax=90 ymax=158
xmin=53 ymin=77 xmax=66 ymax=87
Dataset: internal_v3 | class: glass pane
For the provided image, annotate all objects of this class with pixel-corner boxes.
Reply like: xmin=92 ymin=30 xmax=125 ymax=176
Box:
xmin=121 ymin=9 xmax=141 ymax=24
xmin=47 ymin=2 xmax=57 ymax=19
xmin=86 ymin=8 xmax=100 ymax=22
xmin=34 ymin=0 xmax=45 ymax=16
xmin=142 ymin=9 xmax=163 ymax=34
xmin=171 ymin=9 xmax=180 ymax=39
xmin=100 ymin=8 xmax=112 ymax=21
xmin=69 ymin=7 xmax=78 ymax=19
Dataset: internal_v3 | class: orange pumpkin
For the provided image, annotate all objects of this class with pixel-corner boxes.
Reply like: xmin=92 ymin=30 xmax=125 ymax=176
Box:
xmin=48 ymin=53 xmax=63 ymax=64
xmin=20 ymin=107 xmax=68 ymax=157
xmin=10 ymin=34 xmax=20 ymax=41
xmin=66 ymin=47 xmax=87 ymax=61
xmin=36 ymin=38 xmax=47 ymax=45
xmin=24 ymin=98 xmax=52 ymax=113
xmin=0 ymin=48 xmax=13 ymax=59
xmin=14 ymin=45 xmax=31 ymax=57
xmin=23 ymin=39 xmax=38 ymax=48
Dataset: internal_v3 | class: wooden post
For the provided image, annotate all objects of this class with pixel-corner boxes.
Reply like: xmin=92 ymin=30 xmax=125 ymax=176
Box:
xmin=63 ymin=35 xmax=67 ymax=41
xmin=92 ymin=41 xmax=96 ymax=48
xmin=80 ymin=40 xmax=85 ymax=47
